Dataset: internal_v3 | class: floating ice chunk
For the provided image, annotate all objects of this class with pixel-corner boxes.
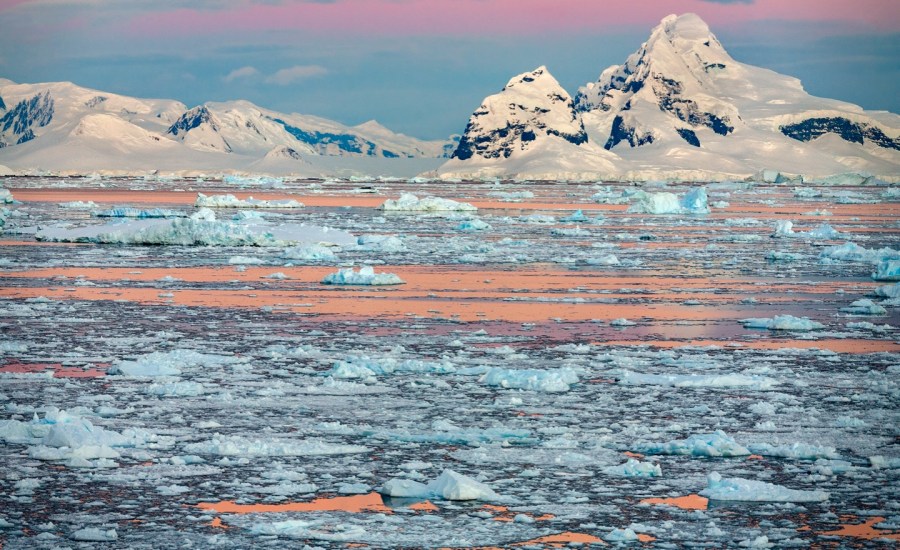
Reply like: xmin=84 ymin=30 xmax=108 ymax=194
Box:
xmin=70 ymin=527 xmax=118 ymax=542
xmin=356 ymin=234 xmax=405 ymax=252
xmin=322 ymin=266 xmax=404 ymax=286
xmin=637 ymin=430 xmax=750 ymax=457
xmin=617 ymin=370 xmax=779 ymax=390
xmin=869 ymin=456 xmax=900 ymax=469
xmin=480 ymin=367 xmax=579 ymax=393
xmin=36 ymin=216 xmax=354 ymax=247
xmin=603 ymin=459 xmax=662 ymax=477
xmin=227 ymin=255 xmax=264 ymax=265
xmin=773 ymin=221 xmax=841 ymax=239
xmin=326 ymin=355 xmax=455 ymax=379
xmin=144 ymin=381 xmax=205 ymax=397
xmin=747 ymin=442 xmax=838 ymax=460
xmin=222 ymin=175 xmax=284 ymax=187
xmin=108 ymin=349 xmax=240 ymax=377
xmin=873 ymin=260 xmax=900 ymax=281
xmin=283 ymin=244 xmax=337 ymax=261
xmin=262 ymin=272 xmax=289 ymax=280
xmin=551 ymin=226 xmax=590 ymax=237
xmin=765 ymin=251 xmax=804 ymax=262
xmin=627 ymin=191 xmax=681 ymax=214
xmin=488 ymin=190 xmax=534 ymax=201
xmin=740 ymin=315 xmax=825 ymax=331
xmin=0 ymin=189 xmax=14 ymax=204
xmin=875 ymin=283 xmax=900 ymax=298
xmin=58 ymin=200 xmax=98 ymax=209
xmin=627 ymin=187 xmax=709 ymax=214
xmin=183 ymin=435 xmax=368 ymax=457
xmin=700 ymin=472 xmax=828 ymax=502
xmin=456 ymin=219 xmax=492 ymax=232
xmin=518 ymin=214 xmax=556 ymax=224
xmin=605 ymin=528 xmax=639 ymax=542
xmin=380 ymin=469 xmax=500 ymax=501
xmin=380 ymin=193 xmax=476 ymax=212
xmin=195 ymin=193 xmax=303 ymax=208
xmin=337 ymin=483 xmax=371 ymax=495
xmin=610 ymin=318 xmax=637 ymax=327
xmin=846 ymin=321 xmax=893 ymax=332
xmin=841 ymin=299 xmax=887 ymax=315
xmin=586 ymin=254 xmax=620 ymax=266
xmin=0 ymin=340 xmax=28 ymax=354
xmin=95 ymin=207 xmax=183 ymax=218
xmin=820 ymin=243 xmax=900 ymax=263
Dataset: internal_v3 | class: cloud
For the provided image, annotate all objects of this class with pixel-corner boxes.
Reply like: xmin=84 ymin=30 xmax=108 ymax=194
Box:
xmin=223 ymin=65 xmax=259 ymax=82
xmin=265 ymin=64 xmax=327 ymax=85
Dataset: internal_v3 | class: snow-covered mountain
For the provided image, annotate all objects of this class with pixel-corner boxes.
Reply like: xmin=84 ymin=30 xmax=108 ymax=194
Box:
xmin=0 ymin=78 xmax=454 ymax=176
xmin=438 ymin=67 xmax=618 ymax=179
xmin=439 ymin=13 xmax=899 ymax=180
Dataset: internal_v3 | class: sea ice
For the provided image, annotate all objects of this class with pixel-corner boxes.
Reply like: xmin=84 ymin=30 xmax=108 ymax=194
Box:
xmin=874 ymin=283 xmax=900 ymax=298
xmin=840 ymin=299 xmax=887 ymax=315
xmin=321 ymin=266 xmax=405 ymax=285
xmin=183 ymin=435 xmax=368 ymax=457
xmin=58 ymin=200 xmax=98 ymax=209
xmin=773 ymin=221 xmax=841 ymax=240
xmin=637 ymin=431 xmax=750 ymax=457
xmin=616 ymin=370 xmax=779 ymax=390
xmin=627 ymin=187 xmax=709 ymax=214
xmin=0 ymin=189 xmax=14 ymax=204
xmin=35 ymin=210 xmax=354 ymax=247
xmin=95 ymin=207 xmax=184 ymax=218
xmin=380 ymin=469 xmax=500 ymax=501
xmin=873 ymin=260 xmax=900 ymax=281
xmin=108 ymin=349 xmax=241 ymax=377
xmin=195 ymin=193 xmax=303 ymax=208
xmin=380 ymin=193 xmax=476 ymax=212
xmin=605 ymin=528 xmax=640 ymax=542
xmin=456 ymin=219 xmax=492 ymax=232
xmin=700 ymin=472 xmax=828 ymax=502
xmin=746 ymin=442 xmax=838 ymax=460
xmin=740 ymin=315 xmax=825 ymax=331
xmin=479 ymin=367 xmax=579 ymax=393
xmin=70 ymin=527 xmax=118 ymax=542
xmin=603 ymin=459 xmax=662 ymax=477
xmin=819 ymin=243 xmax=899 ymax=263
xmin=283 ymin=244 xmax=337 ymax=261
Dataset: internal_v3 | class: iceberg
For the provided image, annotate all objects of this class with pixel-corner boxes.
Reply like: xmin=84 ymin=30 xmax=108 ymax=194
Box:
xmin=0 ymin=189 xmax=14 ymax=204
xmin=627 ymin=187 xmax=709 ymax=214
xmin=773 ymin=221 xmax=841 ymax=240
xmin=617 ymin=370 xmax=778 ymax=390
xmin=58 ymin=200 xmax=98 ymax=209
xmin=194 ymin=192 xmax=303 ymax=208
xmin=479 ymin=367 xmax=579 ymax=393
xmin=380 ymin=469 xmax=500 ymax=501
xmin=873 ymin=260 xmax=900 ymax=282
xmin=840 ymin=299 xmax=887 ymax=315
xmin=740 ymin=315 xmax=825 ymax=331
xmin=637 ymin=430 xmax=750 ymax=457
xmin=820 ymin=243 xmax=900 ymax=264
xmin=321 ymin=266 xmax=405 ymax=286
xmin=700 ymin=472 xmax=828 ymax=502
xmin=95 ymin=207 xmax=184 ymax=218
xmin=379 ymin=193 xmax=476 ymax=212
xmin=874 ymin=283 xmax=900 ymax=298
xmin=35 ymin=209 xmax=354 ymax=247
xmin=603 ymin=459 xmax=662 ymax=477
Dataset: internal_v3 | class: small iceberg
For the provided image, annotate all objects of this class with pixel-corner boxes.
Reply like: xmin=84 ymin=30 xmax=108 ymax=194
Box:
xmin=195 ymin=192 xmax=303 ymax=208
xmin=380 ymin=469 xmax=500 ymax=501
xmin=700 ymin=472 xmax=828 ymax=502
xmin=740 ymin=315 xmax=825 ymax=331
xmin=379 ymin=193 xmax=476 ymax=212
xmin=322 ymin=266 xmax=404 ymax=286
xmin=627 ymin=187 xmax=709 ymax=214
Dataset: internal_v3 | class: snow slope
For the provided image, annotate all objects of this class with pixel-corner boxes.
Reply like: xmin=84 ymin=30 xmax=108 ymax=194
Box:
xmin=0 ymin=79 xmax=452 ymax=176
xmin=438 ymin=13 xmax=899 ymax=181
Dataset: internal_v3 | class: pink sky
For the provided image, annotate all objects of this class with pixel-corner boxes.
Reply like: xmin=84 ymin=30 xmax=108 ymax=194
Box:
xmin=118 ymin=0 xmax=899 ymax=36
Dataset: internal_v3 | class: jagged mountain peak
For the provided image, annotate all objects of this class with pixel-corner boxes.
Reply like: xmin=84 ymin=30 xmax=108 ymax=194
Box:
xmin=450 ymin=66 xmax=588 ymax=162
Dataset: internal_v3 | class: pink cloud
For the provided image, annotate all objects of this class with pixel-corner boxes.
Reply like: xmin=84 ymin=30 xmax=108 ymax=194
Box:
xmin=124 ymin=0 xmax=900 ymax=37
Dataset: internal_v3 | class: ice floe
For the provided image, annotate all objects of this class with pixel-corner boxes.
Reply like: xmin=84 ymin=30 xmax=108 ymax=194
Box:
xmin=700 ymin=472 xmax=829 ymax=502
xmin=627 ymin=187 xmax=709 ymax=214
xmin=321 ymin=266 xmax=405 ymax=285
xmin=637 ymin=431 xmax=750 ymax=457
xmin=194 ymin=192 xmax=303 ymax=208
xmin=183 ymin=435 xmax=368 ymax=457
xmin=616 ymin=370 xmax=779 ymax=390
xmin=740 ymin=315 xmax=825 ymax=331
xmin=380 ymin=469 xmax=500 ymax=501
xmin=480 ymin=367 xmax=579 ymax=393
xmin=380 ymin=193 xmax=476 ymax=212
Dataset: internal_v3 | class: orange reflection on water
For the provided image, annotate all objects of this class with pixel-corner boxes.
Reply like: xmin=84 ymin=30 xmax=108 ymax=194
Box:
xmin=637 ymin=533 xmax=656 ymax=543
xmin=208 ymin=517 xmax=228 ymax=530
xmin=640 ymin=494 xmax=709 ymax=511
xmin=515 ymin=532 xmax=606 ymax=547
xmin=408 ymin=500 xmax=438 ymax=512
xmin=820 ymin=517 xmax=900 ymax=541
xmin=0 ymin=361 xmax=106 ymax=378
xmin=597 ymin=339 xmax=900 ymax=355
xmin=196 ymin=492 xmax=391 ymax=515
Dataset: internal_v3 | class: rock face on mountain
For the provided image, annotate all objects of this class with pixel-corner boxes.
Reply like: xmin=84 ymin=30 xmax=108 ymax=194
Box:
xmin=440 ymin=67 xmax=617 ymax=179
xmin=439 ymin=13 xmax=899 ymax=180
